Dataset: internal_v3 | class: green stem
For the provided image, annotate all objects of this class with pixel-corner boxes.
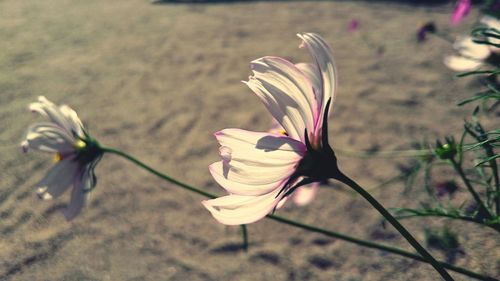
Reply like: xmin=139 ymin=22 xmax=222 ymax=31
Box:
xmin=396 ymin=213 xmax=500 ymax=233
xmin=100 ymin=146 xmax=496 ymax=281
xmin=450 ymin=158 xmax=492 ymax=219
xmin=102 ymin=146 xmax=250 ymax=251
xmin=336 ymin=148 xmax=431 ymax=159
xmin=240 ymin=225 xmax=248 ymax=251
xmin=334 ymin=171 xmax=454 ymax=281
xmin=266 ymin=214 xmax=495 ymax=281
xmin=100 ymin=146 xmax=215 ymax=199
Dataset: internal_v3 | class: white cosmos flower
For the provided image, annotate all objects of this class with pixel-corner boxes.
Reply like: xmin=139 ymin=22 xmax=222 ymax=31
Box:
xmin=268 ymin=118 xmax=320 ymax=207
xmin=444 ymin=16 xmax=500 ymax=72
xmin=202 ymin=33 xmax=337 ymax=225
xmin=21 ymin=96 xmax=102 ymax=220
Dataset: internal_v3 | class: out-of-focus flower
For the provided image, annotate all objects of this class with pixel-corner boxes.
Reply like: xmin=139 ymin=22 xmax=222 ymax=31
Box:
xmin=435 ymin=181 xmax=459 ymax=198
xmin=347 ymin=19 xmax=359 ymax=33
xmin=21 ymin=96 xmax=103 ymax=220
xmin=416 ymin=22 xmax=436 ymax=43
xmin=203 ymin=33 xmax=337 ymax=225
xmin=451 ymin=0 xmax=471 ymax=26
xmin=268 ymin=119 xmax=320 ymax=206
xmin=444 ymin=16 xmax=500 ymax=71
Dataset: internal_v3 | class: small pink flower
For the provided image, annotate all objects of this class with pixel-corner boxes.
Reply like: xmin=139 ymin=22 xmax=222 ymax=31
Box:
xmin=202 ymin=33 xmax=337 ymax=225
xmin=347 ymin=19 xmax=359 ymax=33
xmin=451 ymin=0 xmax=471 ymax=26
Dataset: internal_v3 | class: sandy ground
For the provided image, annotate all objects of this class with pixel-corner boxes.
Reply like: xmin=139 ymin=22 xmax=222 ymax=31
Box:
xmin=0 ymin=0 xmax=499 ymax=280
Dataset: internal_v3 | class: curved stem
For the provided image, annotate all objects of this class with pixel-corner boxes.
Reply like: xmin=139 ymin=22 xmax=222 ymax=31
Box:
xmin=266 ymin=214 xmax=495 ymax=281
xmin=334 ymin=171 xmax=454 ymax=281
xmin=100 ymin=146 xmax=495 ymax=281
xmin=395 ymin=213 xmax=500 ymax=233
xmin=335 ymin=148 xmax=431 ymax=159
xmin=100 ymin=146 xmax=215 ymax=199
xmin=450 ymin=158 xmax=492 ymax=219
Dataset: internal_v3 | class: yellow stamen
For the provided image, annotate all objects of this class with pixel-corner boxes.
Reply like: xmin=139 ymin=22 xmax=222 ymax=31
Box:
xmin=279 ymin=129 xmax=288 ymax=136
xmin=74 ymin=139 xmax=86 ymax=150
xmin=54 ymin=153 xmax=62 ymax=162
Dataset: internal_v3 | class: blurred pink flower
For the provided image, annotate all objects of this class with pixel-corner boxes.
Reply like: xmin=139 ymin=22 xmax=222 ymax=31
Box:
xmin=451 ymin=0 xmax=471 ymax=26
xmin=21 ymin=96 xmax=102 ymax=220
xmin=203 ymin=33 xmax=337 ymax=225
xmin=347 ymin=19 xmax=359 ymax=33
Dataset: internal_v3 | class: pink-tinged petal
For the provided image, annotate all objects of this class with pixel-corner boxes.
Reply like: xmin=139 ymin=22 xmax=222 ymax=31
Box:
xmin=29 ymin=96 xmax=78 ymax=137
xmin=292 ymin=182 xmax=320 ymax=206
xmin=64 ymin=170 xmax=89 ymax=220
xmin=295 ymin=63 xmax=321 ymax=94
xmin=211 ymin=129 xmax=304 ymax=196
xmin=444 ymin=55 xmax=482 ymax=71
xmin=22 ymin=122 xmax=75 ymax=153
xmin=246 ymin=57 xmax=318 ymax=143
xmin=202 ymin=189 xmax=283 ymax=225
xmin=297 ymin=33 xmax=337 ymax=124
xmin=215 ymin=128 xmax=306 ymax=155
xmin=35 ymin=157 xmax=79 ymax=199
xmin=268 ymin=118 xmax=284 ymax=136
xmin=276 ymin=195 xmax=290 ymax=209
xmin=209 ymin=162 xmax=293 ymax=196
xmin=454 ymin=36 xmax=491 ymax=60
xmin=450 ymin=0 xmax=471 ymax=26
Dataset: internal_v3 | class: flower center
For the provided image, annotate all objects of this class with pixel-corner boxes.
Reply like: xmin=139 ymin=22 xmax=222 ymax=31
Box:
xmin=279 ymin=129 xmax=288 ymax=136
xmin=74 ymin=139 xmax=86 ymax=150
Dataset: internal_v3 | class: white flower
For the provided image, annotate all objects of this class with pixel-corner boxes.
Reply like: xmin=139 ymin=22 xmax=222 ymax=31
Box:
xmin=444 ymin=16 xmax=500 ymax=72
xmin=21 ymin=96 xmax=102 ymax=220
xmin=268 ymin=118 xmax=320 ymax=207
xmin=202 ymin=33 xmax=337 ymax=225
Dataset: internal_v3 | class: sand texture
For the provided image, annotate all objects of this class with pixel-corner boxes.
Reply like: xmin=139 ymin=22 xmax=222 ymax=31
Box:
xmin=0 ymin=0 xmax=499 ymax=280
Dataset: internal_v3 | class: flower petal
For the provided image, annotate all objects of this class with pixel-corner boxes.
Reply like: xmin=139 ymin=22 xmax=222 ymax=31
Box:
xmin=479 ymin=16 xmax=500 ymax=53
xmin=29 ymin=96 xmax=83 ymax=138
xmin=63 ymin=170 xmax=90 ymax=220
xmin=35 ymin=157 xmax=79 ymax=199
xmin=212 ymin=129 xmax=304 ymax=196
xmin=444 ymin=55 xmax=482 ymax=72
xmin=202 ymin=189 xmax=283 ymax=225
xmin=480 ymin=15 xmax=500 ymax=31
xmin=245 ymin=56 xmax=318 ymax=142
xmin=210 ymin=162 xmax=293 ymax=196
xmin=22 ymin=122 xmax=76 ymax=153
xmin=215 ymin=128 xmax=306 ymax=155
xmin=59 ymin=104 xmax=84 ymax=137
xmin=292 ymin=182 xmax=320 ymax=206
xmin=297 ymin=33 xmax=337 ymax=124
xmin=453 ymin=36 xmax=491 ymax=60
xmin=295 ymin=63 xmax=321 ymax=94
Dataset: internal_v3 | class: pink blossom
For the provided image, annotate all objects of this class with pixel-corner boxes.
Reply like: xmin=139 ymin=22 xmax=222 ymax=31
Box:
xmin=451 ymin=0 xmax=471 ymax=26
xmin=202 ymin=33 xmax=337 ymax=225
xmin=347 ymin=19 xmax=359 ymax=33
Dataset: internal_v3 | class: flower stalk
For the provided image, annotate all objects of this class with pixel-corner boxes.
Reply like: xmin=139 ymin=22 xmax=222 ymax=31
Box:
xmin=450 ymin=158 xmax=493 ymax=220
xmin=99 ymin=145 xmax=496 ymax=280
xmin=332 ymin=170 xmax=454 ymax=280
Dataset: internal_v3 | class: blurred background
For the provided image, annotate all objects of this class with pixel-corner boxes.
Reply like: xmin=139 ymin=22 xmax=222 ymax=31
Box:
xmin=0 ymin=0 xmax=498 ymax=280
